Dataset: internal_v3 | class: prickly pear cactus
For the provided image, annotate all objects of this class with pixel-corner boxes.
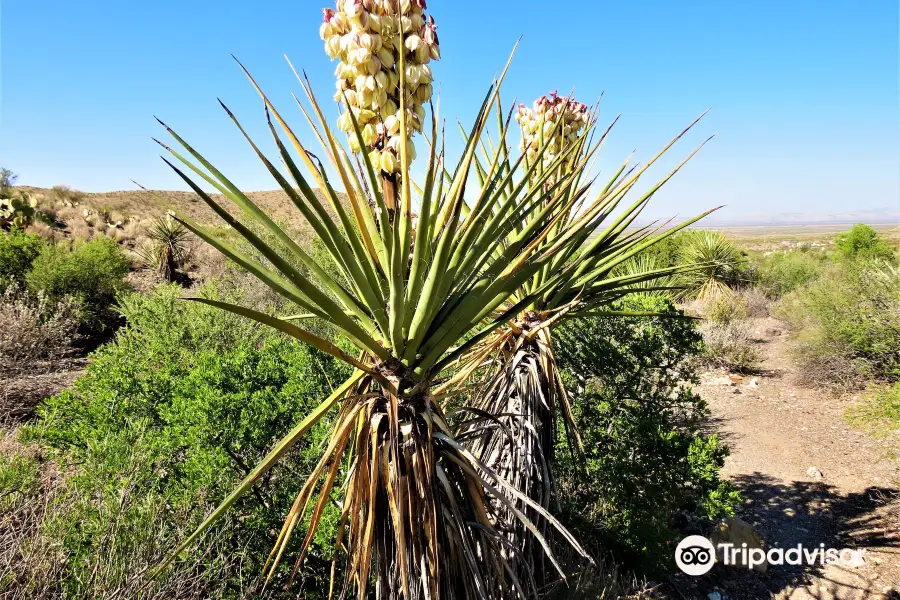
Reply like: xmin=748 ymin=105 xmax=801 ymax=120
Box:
xmin=0 ymin=193 xmax=38 ymax=231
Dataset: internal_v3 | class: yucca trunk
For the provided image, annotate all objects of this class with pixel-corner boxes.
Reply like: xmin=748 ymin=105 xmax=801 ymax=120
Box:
xmin=336 ymin=383 xmax=505 ymax=599
xmin=462 ymin=323 xmax=570 ymax=593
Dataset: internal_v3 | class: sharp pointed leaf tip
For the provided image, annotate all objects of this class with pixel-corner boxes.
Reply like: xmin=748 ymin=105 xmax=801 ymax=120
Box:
xmin=217 ymin=99 xmax=236 ymax=118
xmin=152 ymin=138 xmax=173 ymax=152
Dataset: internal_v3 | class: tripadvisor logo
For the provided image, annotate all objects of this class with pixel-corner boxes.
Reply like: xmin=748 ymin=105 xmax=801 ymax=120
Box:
xmin=675 ymin=536 xmax=716 ymax=576
xmin=675 ymin=535 xmax=867 ymax=576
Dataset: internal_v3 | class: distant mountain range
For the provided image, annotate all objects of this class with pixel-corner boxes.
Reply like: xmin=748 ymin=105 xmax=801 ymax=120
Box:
xmin=698 ymin=207 xmax=899 ymax=227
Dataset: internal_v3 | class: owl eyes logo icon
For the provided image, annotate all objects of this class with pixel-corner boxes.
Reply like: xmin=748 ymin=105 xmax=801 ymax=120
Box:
xmin=675 ymin=535 xmax=716 ymax=576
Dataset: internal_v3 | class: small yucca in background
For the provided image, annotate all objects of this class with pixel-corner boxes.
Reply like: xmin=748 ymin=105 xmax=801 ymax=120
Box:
xmin=676 ymin=230 xmax=744 ymax=301
xmin=135 ymin=215 xmax=193 ymax=282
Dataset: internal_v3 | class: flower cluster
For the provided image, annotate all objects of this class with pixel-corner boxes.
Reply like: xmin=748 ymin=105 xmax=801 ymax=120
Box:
xmin=516 ymin=92 xmax=590 ymax=170
xmin=321 ymin=0 xmax=440 ymax=175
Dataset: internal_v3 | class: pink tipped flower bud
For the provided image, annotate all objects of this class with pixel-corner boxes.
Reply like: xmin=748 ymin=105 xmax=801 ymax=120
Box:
xmin=342 ymin=0 xmax=363 ymax=17
xmin=423 ymin=17 xmax=438 ymax=45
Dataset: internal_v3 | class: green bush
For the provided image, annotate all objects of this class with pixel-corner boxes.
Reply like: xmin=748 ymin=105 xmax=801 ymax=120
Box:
xmin=835 ymin=224 xmax=895 ymax=262
xmin=753 ymin=249 xmax=826 ymax=297
xmin=14 ymin=283 xmax=352 ymax=599
xmin=0 ymin=230 xmax=46 ymax=292
xmin=554 ymin=294 xmax=740 ymax=572
xmin=778 ymin=262 xmax=900 ymax=387
xmin=640 ymin=231 xmax=685 ymax=269
xmin=847 ymin=383 xmax=900 ymax=453
xmin=25 ymin=237 xmax=130 ymax=337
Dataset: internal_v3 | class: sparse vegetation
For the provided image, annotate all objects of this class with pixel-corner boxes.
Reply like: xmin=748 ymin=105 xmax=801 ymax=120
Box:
xmin=0 ymin=168 xmax=17 ymax=196
xmin=0 ymin=231 xmax=46 ymax=293
xmin=2 ymin=1 xmax=898 ymax=597
xmin=778 ymin=260 xmax=900 ymax=389
xmin=0 ymin=287 xmax=80 ymax=375
xmin=848 ymin=383 xmax=900 ymax=454
xmin=753 ymin=249 xmax=827 ymax=298
xmin=692 ymin=293 xmax=762 ymax=372
xmin=6 ymin=283 xmax=351 ymax=598
xmin=555 ymin=294 xmax=740 ymax=571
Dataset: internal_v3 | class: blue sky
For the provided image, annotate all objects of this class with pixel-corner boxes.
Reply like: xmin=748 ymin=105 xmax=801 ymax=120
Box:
xmin=1 ymin=0 xmax=897 ymax=220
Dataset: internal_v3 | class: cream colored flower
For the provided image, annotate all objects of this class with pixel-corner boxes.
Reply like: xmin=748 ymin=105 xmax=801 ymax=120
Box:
xmin=321 ymin=0 xmax=441 ymax=173
xmin=517 ymin=91 xmax=590 ymax=179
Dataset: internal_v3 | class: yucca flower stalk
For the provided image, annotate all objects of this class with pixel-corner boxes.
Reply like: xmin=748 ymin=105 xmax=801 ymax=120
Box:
xmin=515 ymin=92 xmax=590 ymax=184
xmin=322 ymin=0 xmax=439 ymax=208
xmin=458 ymin=93 xmax=717 ymax=590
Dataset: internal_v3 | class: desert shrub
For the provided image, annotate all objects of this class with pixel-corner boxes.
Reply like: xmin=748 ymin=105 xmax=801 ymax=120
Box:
xmin=778 ymin=262 xmax=900 ymax=388
xmin=554 ymin=294 xmax=740 ymax=572
xmin=690 ymin=293 xmax=761 ymax=371
xmin=697 ymin=319 xmax=760 ymax=372
xmin=639 ymin=231 xmax=686 ymax=270
xmin=0 ymin=434 xmax=252 ymax=600
xmin=541 ymin=551 xmax=652 ymax=600
xmin=25 ymin=237 xmax=130 ymax=337
xmin=49 ymin=185 xmax=85 ymax=206
xmin=0 ymin=231 xmax=46 ymax=292
xmin=12 ymin=283 xmax=352 ymax=598
xmin=735 ymin=286 xmax=770 ymax=317
xmin=701 ymin=292 xmax=748 ymax=325
xmin=847 ymin=383 xmax=900 ymax=453
xmin=753 ymin=249 xmax=826 ymax=298
xmin=0 ymin=287 xmax=80 ymax=375
xmin=0 ymin=168 xmax=17 ymax=195
xmin=835 ymin=223 xmax=895 ymax=262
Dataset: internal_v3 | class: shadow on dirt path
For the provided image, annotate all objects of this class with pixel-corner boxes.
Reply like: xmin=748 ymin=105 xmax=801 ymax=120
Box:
xmin=667 ymin=317 xmax=900 ymax=600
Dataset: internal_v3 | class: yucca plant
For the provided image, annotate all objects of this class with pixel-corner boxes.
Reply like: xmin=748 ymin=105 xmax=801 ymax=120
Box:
xmin=146 ymin=3 xmax=716 ymax=597
xmin=135 ymin=215 xmax=193 ymax=281
xmin=675 ymin=229 xmax=744 ymax=301
xmin=149 ymin=61 xmax=589 ymax=600
xmin=611 ymin=253 xmax=677 ymax=298
xmin=457 ymin=93 xmax=714 ymax=589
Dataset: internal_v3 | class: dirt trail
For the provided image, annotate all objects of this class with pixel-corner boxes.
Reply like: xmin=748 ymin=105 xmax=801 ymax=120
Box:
xmin=681 ymin=317 xmax=900 ymax=600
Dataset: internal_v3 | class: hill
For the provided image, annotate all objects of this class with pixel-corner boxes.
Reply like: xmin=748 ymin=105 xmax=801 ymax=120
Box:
xmin=701 ymin=206 xmax=899 ymax=227
xmin=12 ymin=185 xmax=346 ymax=249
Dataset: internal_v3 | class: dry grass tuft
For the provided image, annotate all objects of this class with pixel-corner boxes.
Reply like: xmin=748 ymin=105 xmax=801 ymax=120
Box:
xmin=736 ymin=286 xmax=770 ymax=317
xmin=690 ymin=293 xmax=762 ymax=372
xmin=0 ymin=429 xmax=251 ymax=600
xmin=0 ymin=288 xmax=80 ymax=377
